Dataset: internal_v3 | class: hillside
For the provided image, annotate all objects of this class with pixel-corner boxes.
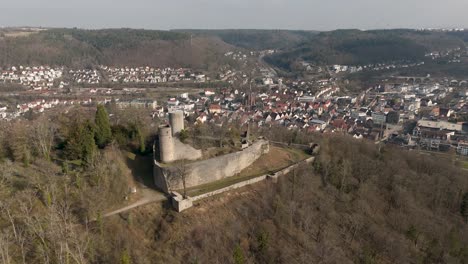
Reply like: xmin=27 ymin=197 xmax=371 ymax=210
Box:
xmin=174 ymin=29 xmax=319 ymax=50
xmin=105 ymin=135 xmax=468 ymax=264
xmin=265 ymin=29 xmax=466 ymax=70
xmin=1 ymin=111 xmax=467 ymax=264
xmin=0 ymin=28 xmax=236 ymax=70
xmin=2 ymin=28 xmax=465 ymax=73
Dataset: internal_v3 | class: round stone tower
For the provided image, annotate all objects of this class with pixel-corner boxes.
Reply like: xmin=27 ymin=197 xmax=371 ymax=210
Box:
xmin=169 ymin=111 xmax=184 ymax=136
xmin=159 ymin=125 xmax=175 ymax=163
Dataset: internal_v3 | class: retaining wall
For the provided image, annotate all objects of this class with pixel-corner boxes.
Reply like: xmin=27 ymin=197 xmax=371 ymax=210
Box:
xmin=172 ymin=156 xmax=315 ymax=212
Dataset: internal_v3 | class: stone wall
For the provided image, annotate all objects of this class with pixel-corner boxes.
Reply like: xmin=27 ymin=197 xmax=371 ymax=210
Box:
xmin=191 ymin=175 xmax=269 ymax=202
xmin=154 ymin=140 xmax=270 ymax=192
xmin=153 ymin=160 xmax=170 ymax=193
xmin=172 ymin=156 xmax=316 ymax=212
xmin=173 ymin=138 xmax=203 ymax=161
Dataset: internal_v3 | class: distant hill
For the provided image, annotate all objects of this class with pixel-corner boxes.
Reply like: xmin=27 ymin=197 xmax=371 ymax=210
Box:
xmin=1 ymin=28 xmax=467 ymax=73
xmin=264 ymin=29 xmax=466 ymax=70
xmin=0 ymin=28 xmax=236 ymax=70
xmin=174 ymin=29 xmax=319 ymax=50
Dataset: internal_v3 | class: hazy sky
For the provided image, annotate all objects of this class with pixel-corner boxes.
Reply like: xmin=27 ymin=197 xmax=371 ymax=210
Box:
xmin=1 ymin=0 xmax=468 ymax=30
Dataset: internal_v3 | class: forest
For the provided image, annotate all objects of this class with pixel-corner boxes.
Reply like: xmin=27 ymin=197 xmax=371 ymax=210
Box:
xmin=2 ymin=28 xmax=467 ymax=75
xmin=264 ymin=29 xmax=466 ymax=71
xmin=0 ymin=28 xmax=233 ymax=69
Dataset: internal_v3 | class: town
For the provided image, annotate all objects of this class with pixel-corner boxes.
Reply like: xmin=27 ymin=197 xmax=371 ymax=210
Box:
xmin=2 ymin=60 xmax=468 ymax=158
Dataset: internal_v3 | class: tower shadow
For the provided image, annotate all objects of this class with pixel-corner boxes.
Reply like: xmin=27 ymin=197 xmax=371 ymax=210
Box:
xmin=125 ymin=152 xmax=157 ymax=189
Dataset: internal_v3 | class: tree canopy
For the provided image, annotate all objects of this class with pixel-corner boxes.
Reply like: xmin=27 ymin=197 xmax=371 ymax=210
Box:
xmin=94 ymin=105 xmax=112 ymax=148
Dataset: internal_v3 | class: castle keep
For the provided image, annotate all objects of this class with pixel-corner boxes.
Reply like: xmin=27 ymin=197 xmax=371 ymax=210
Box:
xmin=158 ymin=111 xmax=203 ymax=163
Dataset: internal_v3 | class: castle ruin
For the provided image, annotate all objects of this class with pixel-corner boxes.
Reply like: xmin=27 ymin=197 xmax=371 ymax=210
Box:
xmin=154 ymin=111 xmax=270 ymax=193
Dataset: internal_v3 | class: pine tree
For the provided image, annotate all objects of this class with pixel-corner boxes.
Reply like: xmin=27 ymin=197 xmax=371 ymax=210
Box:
xmin=65 ymin=121 xmax=86 ymax=161
xmin=94 ymin=105 xmax=112 ymax=148
xmin=64 ymin=120 xmax=96 ymax=165
xmin=461 ymin=192 xmax=468 ymax=223
xmin=82 ymin=120 xmax=97 ymax=165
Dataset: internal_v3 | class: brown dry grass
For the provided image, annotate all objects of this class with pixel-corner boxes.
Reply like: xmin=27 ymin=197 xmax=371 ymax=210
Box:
xmin=239 ymin=146 xmax=308 ymax=177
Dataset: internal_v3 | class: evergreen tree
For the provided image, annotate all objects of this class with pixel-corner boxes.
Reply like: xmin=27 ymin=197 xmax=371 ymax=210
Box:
xmin=94 ymin=105 xmax=112 ymax=148
xmin=461 ymin=192 xmax=468 ymax=223
xmin=82 ymin=120 xmax=97 ymax=165
xmin=65 ymin=122 xmax=85 ymax=161
xmin=64 ymin=120 xmax=96 ymax=165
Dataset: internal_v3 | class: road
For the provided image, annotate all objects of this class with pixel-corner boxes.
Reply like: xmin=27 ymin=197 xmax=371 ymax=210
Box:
xmin=258 ymin=53 xmax=278 ymax=77
xmin=103 ymin=187 xmax=167 ymax=218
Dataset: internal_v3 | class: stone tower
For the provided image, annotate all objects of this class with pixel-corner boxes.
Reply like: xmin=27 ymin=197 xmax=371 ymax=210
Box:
xmin=159 ymin=125 xmax=175 ymax=163
xmin=169 ymin=111 xmax=184 ymax=136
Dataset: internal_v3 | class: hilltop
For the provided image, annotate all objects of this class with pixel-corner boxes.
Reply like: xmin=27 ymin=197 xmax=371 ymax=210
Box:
xmin=0 ymin=28 xmax=235 ymax=70
xmin=174 ymin=29 xmax=319 ymax=50
xmin=1 ymin=109 xmax=467 ymax=263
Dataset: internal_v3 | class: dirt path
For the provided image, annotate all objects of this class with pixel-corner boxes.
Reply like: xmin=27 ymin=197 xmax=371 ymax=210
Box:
xmin=103 ymin=187 xmax=167 ymax=217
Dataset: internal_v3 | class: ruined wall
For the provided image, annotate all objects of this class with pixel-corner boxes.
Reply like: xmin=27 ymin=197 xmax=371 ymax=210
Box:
xmin=173 ymin=138 xmax=202 ymax=161
xmin=153 ymin=160 xmax=170 ymax=193
xmin=154 ymin=140 xmax=270 ymax=192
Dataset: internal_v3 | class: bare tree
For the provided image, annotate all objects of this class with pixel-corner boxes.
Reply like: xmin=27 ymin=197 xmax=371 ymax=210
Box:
xmin=19 ymin=190 xmax=51 ymax=264
xmin=339 ymin=159 xmax=352 ymax=193
xmin=0 ymin=200 xmax=28 ymax=264
xmin=6 ymin=122 xmax=31 ymax=164
xmin=0 ymin=230 xmax=12 ymax=264
xmin=171 ymin=161 xmax=191 ymax=198
xmin=33 ymin=117 xmax=57 ymax=161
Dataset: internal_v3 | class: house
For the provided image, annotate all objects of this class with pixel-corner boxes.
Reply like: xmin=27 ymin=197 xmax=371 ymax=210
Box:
xmin=167 ymin=98 xmax=180 ymax=107
xmin=204 ymin=90 xmax=216 ymax=96
xmin=372 ymin=112 xmax=386 ymax=125
xmin=331 ymin=118 xmax=348 ymax=132
xmin=118 ymin=99 xmax=158 ymax=110
xmin=310 ymin=119 xmax=327 ymax=131
xmin=417 ymin=120 xmax=463 ymax=132
xmin=209 ymin=104 xmax=222 ymax=114
xmin=263 ymin=78 xmax=274 ymax=85
xmin=196 ymin=113 xmax=207 ymax=123
xmin=195 ymin=74 xmax=206 ymax=82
